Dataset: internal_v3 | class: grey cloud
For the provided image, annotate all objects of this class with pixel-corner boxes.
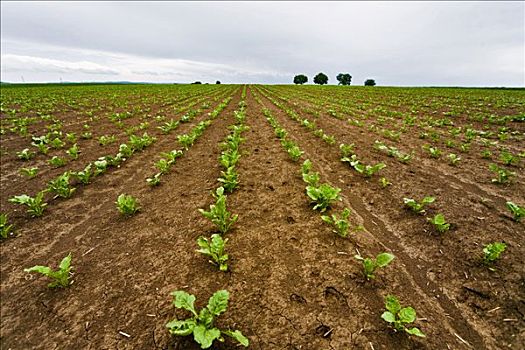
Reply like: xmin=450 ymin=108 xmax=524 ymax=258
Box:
xmin=1 ymin=2 xmax=523 ymax=85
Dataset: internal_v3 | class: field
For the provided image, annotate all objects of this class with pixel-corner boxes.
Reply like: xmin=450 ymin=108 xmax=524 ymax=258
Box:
xmin=0 ymin=84 xmax=524 ymax=349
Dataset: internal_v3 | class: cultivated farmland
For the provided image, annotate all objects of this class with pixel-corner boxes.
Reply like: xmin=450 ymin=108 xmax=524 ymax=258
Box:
xmin=0 ymin=84 xmax=524 ymax=349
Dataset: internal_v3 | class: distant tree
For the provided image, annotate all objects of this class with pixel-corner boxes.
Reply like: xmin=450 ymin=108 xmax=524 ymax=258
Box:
xmin=293 ymin=74 xmax=308 ymax=85
xmin=313 ymin=73 xmax=328 ymax=85
xmin=336 ymin=73 xmax=352 ymax=86
xmin=216 ymin=81 xmax=221 ymax=84
xmin=364 ymin=79 xmax=376 ymax=86
xmin=192 ymin=81 xmax=202 ymax=84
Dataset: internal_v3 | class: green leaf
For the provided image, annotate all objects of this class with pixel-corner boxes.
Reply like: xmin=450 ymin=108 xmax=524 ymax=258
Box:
xmin=385 ymin=295 xmax=401 ymax=315
xmin=223 ymin=329 xmax=250 ymax=346
xmin=321 ymin=215 xmax=332 ymax=224
xmin=207 ymin=290 xmax=229 ymax=316
xmin=406 ymin=327 xmax=426 ymax=337
xmin=198 ymin=307 xmax=214 ymax=328
xmin=422 ymin=196 xmax=435 ymax=205
xmin=166 ymin=319 xmax=196 ymax=336
xmin=381 ymin=311 xmax=396 ymax=323
xmin=398 ymin=307 xmax=416 ymax=323
xmin=193 ymin=325 xmax=221 ymax=349
xmin=59 ymin=253 xmax=72 ymax=271
xmin=24 ymin=265 xmax=52 ymax=275
xmin=376 ymin=253 xmax=395 ymax=267
xmin=171 ymin=291 xmax=197 ymax=316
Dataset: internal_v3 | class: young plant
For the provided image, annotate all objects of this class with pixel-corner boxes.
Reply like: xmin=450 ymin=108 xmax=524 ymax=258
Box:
xmin=287 ymin=145 xmax=304 ymax=161
xmin=93 ymin=159 xmax=108 ymax=176
xmin=33 ymin=142 xmax=50 ymax=155
xmin=81 ymin=131 xmax=92 ymax=139
xmin=158 ymin=119 xmax=179 ymax=134
xmin=17 ymin=148 xmax=35 ymax=161
xmin=20 ymin=167 xmax=39 ymax=178
xmin=24 ymin=253 xmax=72 ymax=288
xmin=499 ymin=150 xmax=519 ymax=166
xmin=301 ymin=159 xmax=320 ymax=186
xmin=306 ymin=183 xmax=341 ymax=212
xmin=1 ymin=213 xmax=14 ymax=239
xmin=116 ymin=194 xmax=140 ymax=216
xmin=98 ymin=134 xmax=117 ymax=146
xmin=178 ymin=134 xmax=194 ymax=150
xmin=482 ymin=242 xmax=506 ymax=266
xmin=9 ymin=192 xmax=47 ymax=217
xmin=48 ymin=155 xmax=67 ymax=168
xmin=73 ymin=163 xmax=93 ymax=184
xmin=506 ymin=201 xmax=524 ymax=222
xmin=219 ymin=150 xmax=240 ymax=169
xmin=166 ymin=290 xmax=249 ymax=349
xmin=146 ymin=173 xmax=162 ymax=187
xmin=67 ymin=143 xmax=80 ymax=160
xmin=380 ymin=177 xmax=392 ymax=188
xmin=66 ymin=132 xmax=77 ymax=143
xmin=218 ymin=166 xmax=239 ymax=193
xmin=321 ymin=208 xmax=351 ymax=237
xmin=347 ymin=155 xmax=386 ymax=177
xmin=354 ymin=162 xmax=386 ymax=177
xmin=47 ymin=172 xmax=76 ymax=198
xmin=403 ymin=196 xmax=435 ymax=214
xmin=480 ymin=150 xmax=492 ymax=159
xmin=196 ymin=234 xmax=229 ymax=271
xmin=155 ymin=159 xmax=171 ymax=174
xmin=355 ymin=252 xmax=395 ymax=280
xmin=199 ymin=187 xmax=238 ymax=234
xmin=339 ymin=143 xmax=355 ymax=161
xmin=447 ymin=153 xmax=461 ymax=166
xmin=427 ymin=213 xmax=450 ymax=233
xmin=381 ymin=295 xmax=425 ymax=337
xmin=489 ymin=164 xmax=515 ymax=184
xmin=118 ymin=143 xmax=134 ymax=158
xmin=423 ymin=145 xmax=441 ymax=159
xmin=162 ymin=150 xmax=183 ymax=164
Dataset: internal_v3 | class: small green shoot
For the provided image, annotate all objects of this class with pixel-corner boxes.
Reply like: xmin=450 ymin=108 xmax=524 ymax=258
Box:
xmin=489 ymin=164 xmax=515 ymax=184
xmin=146 ymin=173 xmax=162 ymax=186
xmin=73 ymin=163 xmax=93 ymax=184
xmin=483 ymin=242 xmax=506 ymax=267
xmin=306 ymin=183 xmax=341 ymax=212
xmin=381 ymin=295 xmax=425 ymax=337
xmin=355 ymin=252 xmax=395 ymax=280
xmin=199 ymin=187 xmax=238 ymax=234
xmin=67 ymin=143 xmax=80 ymax=160
xmin=116 ymin=194 xmax=140 ymax=216
xmin=48 ymin=156 xmax=67 ymax=168
xmin=447 ymin=153 xmax=461 ymax=166
xmin=24 ymin=253 xmax=72 ymax=288
xmin=47 ymin=172 xmax=76 ymax=198
xmin=218 ymin=167 xmax=239 ymax=193
xmin=427 ymin=213 xmax=450 ymax=233
xmin=20 ymin=167 xmax=39 ymax=178
xmin=321 ymin=208 xmax=351 ymax=237
xmin=1 ymin=213 xmax=14 ymax=239
xmin=196 ymin=234 xmax=229 ymax=271
xmin=166 ymin=290 xmax=249 ymax=349
xmin=403 ymin=196 xmax=435 ymax=214
xmin=17 ymin=148 xmax=35 ymax=161
xmin=9 ymin=192 xmax=47 ymax=217
xmin=506 ymin=201 xmax=524 ymax=222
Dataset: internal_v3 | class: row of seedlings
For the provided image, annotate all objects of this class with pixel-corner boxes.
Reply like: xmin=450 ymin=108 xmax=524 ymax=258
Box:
xmin=145 ymin=96 xmax=233 ymax=187
xmin=253 ymin=93 xmax=426 ymax=340
xmin=166 ymin=87 xmax=250 ymax=348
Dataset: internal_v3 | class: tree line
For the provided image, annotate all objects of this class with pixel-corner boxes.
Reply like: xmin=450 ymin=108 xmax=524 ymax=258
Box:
xmin=293 ymin=73 xmax=376 ymax=86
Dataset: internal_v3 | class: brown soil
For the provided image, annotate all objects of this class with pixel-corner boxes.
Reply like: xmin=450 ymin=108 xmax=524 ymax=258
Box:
xmin=1 ymin=85 xmax=524 ymax=350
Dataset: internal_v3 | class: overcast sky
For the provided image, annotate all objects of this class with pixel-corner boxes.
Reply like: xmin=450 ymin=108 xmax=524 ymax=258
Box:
xmin=1 ymin=1 xmax=523 ymax=86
